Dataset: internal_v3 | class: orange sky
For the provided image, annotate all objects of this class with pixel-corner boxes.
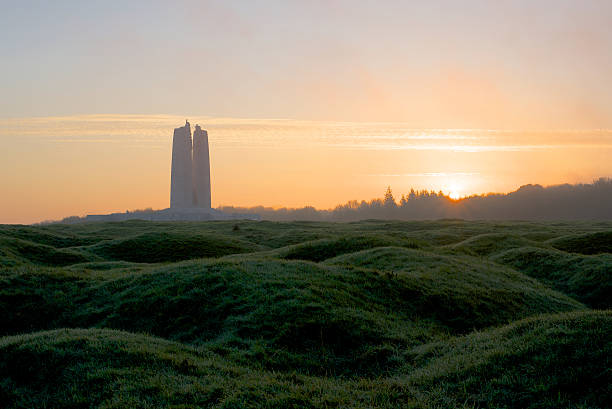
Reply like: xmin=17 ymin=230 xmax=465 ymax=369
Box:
xmin=2 ymin=2 xmax=612 ymax=223
xmin=1 ymin=115 xmax=611 ymax=224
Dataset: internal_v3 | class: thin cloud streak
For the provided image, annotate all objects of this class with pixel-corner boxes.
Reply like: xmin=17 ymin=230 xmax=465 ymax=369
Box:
xmin=331 ymin=143 xmax=612 ymax=152
xmin=367 ymin=172 xmax=480 ymax=177
xmin=49 ymin=139 xmax=131 ymax=144
xmin=348 ymin=134 xmax=484 ymax=140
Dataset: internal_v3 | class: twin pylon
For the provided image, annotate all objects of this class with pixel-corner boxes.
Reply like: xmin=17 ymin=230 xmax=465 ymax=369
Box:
xmin=170 ymin=120 xmax=211 ymax=209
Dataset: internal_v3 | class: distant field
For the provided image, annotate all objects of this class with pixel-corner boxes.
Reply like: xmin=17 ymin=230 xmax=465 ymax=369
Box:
xmin=1 ymin=220 xmax=610 ymax=408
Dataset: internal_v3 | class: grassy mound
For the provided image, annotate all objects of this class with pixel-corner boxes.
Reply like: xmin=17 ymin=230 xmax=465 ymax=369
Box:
xmin=0 ymin=225 xmax=99 ymax=248
xmin=548 ymin=231 xmax=612 ymax=254
xmin=325 ymin=246 xmax=584 ymax=329
xmin=224 ymin=221 xmax=333 ymax=248
xmin=89 ymin=232 xmax=261 ymax=262
xmin=0 ymin=270 xmax=85 ymax=335
xmin=0 ymin=328 xmax=276 ymax=409
xmin=406 ymin=310 xmax=612 ymax=409
xmin=402 ymin=230 xmax=468 ymax=245
xmin=0 ymin=254 xmax=583 ymax=376
xmin=0 ymin=260 xmax=444 ymax=376
xmin=448 ymin=233 xmax=544 ymax=256
xmin=0 ymin=237 xmax=91 ymax=266
xmin=1 ymin=312 xmax=610 ymax=409
xmin=67 ymin=260 xmax=144 ymax=272
xmin=492 ymin=246 xmax=612 ymax=309
xmin=279 ymin=234 xmax=421 ymax=262
xmin=0 ymin=328 xmax=388 ymax=409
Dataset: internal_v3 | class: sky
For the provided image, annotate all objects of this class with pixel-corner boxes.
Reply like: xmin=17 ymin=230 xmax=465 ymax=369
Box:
xmin=2 ymin=0 xmax=612 ymax=127
xmin=1 ymin=1 xmax=612 ymax=223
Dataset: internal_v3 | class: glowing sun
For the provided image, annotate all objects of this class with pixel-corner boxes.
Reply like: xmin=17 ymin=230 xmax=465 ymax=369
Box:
xmin=448 ymin=183 xmax=463 ymax=200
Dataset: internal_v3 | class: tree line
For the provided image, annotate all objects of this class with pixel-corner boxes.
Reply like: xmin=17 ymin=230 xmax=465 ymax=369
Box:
xmin=219 ymin=178 xmax=612 ymax=221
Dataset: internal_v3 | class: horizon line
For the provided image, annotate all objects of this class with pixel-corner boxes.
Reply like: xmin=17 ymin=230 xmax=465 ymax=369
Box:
xmin=33 ymin=177 xmax=609 ymax=225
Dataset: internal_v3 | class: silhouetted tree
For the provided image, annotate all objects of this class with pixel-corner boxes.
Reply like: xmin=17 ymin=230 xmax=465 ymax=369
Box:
xmin=383 ymin=186 xmax=396 ymax=208
xmin=409 ymin=188 xmax=417 ymax=201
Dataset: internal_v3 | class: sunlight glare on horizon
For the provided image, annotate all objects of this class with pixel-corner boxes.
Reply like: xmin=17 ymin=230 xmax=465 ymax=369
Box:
xmin=447 ymin=182 xmax=463 ymax=200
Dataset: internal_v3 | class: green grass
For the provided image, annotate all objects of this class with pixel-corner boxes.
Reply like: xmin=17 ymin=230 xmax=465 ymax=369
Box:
xmin=405 ymin=310 xmax=612 ymax=409
xmin=548 ymin=231 xmax=612 ymax=255
xmin=0 ymin=220 xmax=610 ymax=408
xmin=492 ymin=246 xmax=612 ymax=309
xmin=278 ymin=234 xmax=422 ymax=262
xmin=447 ymin=232 xmax=546 ymax=256
xmin=88 ymin=231 xmax=262 ymax=262
xmin=0 ymin=237 xmax=93 ymax=266
xmin=0 ymin=311 xmax=609 ymax=409
xmin=325 ymin=246 xmax=583 ymax=329
xmin=0 ymin=255 xmax=582 ymax=376
xmin=0 ymin=225 xmax=99 ymax=248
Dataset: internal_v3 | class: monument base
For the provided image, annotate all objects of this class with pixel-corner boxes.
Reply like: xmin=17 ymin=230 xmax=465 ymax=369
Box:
xmin=84 ymin=208 xmax=260 ymax=222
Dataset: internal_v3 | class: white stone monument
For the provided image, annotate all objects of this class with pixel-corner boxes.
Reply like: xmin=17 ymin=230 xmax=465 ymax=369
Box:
xmin=170 ymin=120 xmax=193 ymax=208
xmin=192 ymin=124 xmax=211 ymax=209
xmin=170 ymin=120 xmax=212 ymax=210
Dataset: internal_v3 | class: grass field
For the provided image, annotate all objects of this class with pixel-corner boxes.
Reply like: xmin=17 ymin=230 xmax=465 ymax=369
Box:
xmin=0 ymin=219 xmax=610 ymax=408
